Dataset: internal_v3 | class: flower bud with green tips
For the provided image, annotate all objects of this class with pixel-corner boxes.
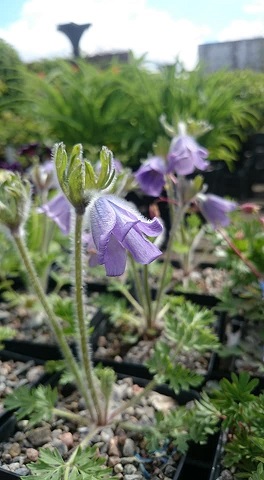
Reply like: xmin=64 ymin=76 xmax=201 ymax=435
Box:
xmin=54 ymin=143 xmax=116 ymax=214
xmin=0 ymin=170 xmax=31 ymax=235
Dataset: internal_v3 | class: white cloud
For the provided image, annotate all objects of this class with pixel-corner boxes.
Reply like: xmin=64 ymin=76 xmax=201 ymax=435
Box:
xmin=217 ymin=18 xmax=264 ymax=42
xmin=244 ymin=0 xmax=264 ymax=14
xmin=0 ymin=0 xmax=210 ymax=69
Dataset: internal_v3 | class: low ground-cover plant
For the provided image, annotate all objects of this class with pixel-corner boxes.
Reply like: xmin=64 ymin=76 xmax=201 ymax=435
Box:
xmin=0 ymin=142 xmax=223 ymax=479
xmin=193 ymin=372 xmax=264 ymax=478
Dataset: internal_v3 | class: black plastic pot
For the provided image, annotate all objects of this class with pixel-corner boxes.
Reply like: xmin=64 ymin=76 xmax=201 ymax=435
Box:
xmin=3 ymin=307 xmax=104 ymax=361
xmin=0 ymin=373 xmax=198 ymax=479
xmin=0 ymin=469 xmax=20 ymax=480
xmin=0 ymin=349 xmax=60 ymax=438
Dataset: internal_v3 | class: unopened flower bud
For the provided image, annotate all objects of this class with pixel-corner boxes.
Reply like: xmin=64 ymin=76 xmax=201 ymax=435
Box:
xmin=30 ymin=161 xmax=56 ymax=192
xmin=240 ymin=202 xmax=261 ymax=214
xmin=54 ymin=143 xmax=116 ymax=213
xmin=0 ymin=170 xmax=31 ymax=235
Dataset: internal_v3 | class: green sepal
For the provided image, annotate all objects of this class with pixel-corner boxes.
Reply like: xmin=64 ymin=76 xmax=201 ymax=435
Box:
xmin=84 ymin=161 xmax=96 ymax=189
xmin=68 ymin=161 xmax=85 ymax=211
xmin=54 ymin=143 xmax=68 ymax=197
xmin=192 ymin=174 xmax=204 ymax=193
xmin=97 ymin=147 xmax=112 ymax=183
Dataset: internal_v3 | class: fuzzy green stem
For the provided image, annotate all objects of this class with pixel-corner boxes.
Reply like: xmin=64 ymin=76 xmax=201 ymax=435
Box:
xmin=74 ymin=213 xmax=103 ymax=424
xmin=129 ymin=256 xmax=151 ymax=330
xmin=118 ymin=284 xmax=144 ymax=315
xmin=217 ymin=227 xmax=263 ymax=280
xmin=40 ymin=221 xmax=56 ymax=292
xmin=153 ymin=176 xmax=183 ymax=320
xmin=13 ymin=232 xmax=95 ymax=421
xmin=53 ymin=408 xmax=88 ymax=425
xmin=143 ymin=264 xmax=153 ymax=330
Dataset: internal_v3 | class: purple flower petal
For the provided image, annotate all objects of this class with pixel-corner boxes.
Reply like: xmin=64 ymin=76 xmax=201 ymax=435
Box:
xmin=134 ymin=156 xmax=166 ymax=196
xmin=197 ymin=194 xmax=237 ymax=228
xmin=103 ymin=234 xmax=127 ymax=276
xmin=89 ymin=195 xmax=163 ymax=276
xmin=168 ymin=135 xmax=209 ymax=175
xmin=38 ymin=193 xmax=71 ymax=234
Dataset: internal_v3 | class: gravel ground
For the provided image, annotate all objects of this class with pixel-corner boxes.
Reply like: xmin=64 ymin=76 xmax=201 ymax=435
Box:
xmin=0 ymin=377 xmax=190 ymax=479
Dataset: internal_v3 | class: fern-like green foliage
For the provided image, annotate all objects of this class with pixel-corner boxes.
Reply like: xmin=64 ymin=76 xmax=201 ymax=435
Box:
xmin=146 ymin=300 xmax=220 ymax=393
xmin=4 ymin=384 xmax=57 ymax=425
xmin=215 ymin=210 xmax=264 ymax=321
xmin=146 ymin=341 xmax=203 ymax=393
xmin=0 ymin=325 xmax=16 ymax=349
xmin=145 ymin=400 xmax=218 ymax=454
xmin=95 ymin=292 xmax=141 ymax=330
xmin=195 ymin=373 xmax=264 ymax=477
xmin=250 ymin=463 xmax=264 ymax=480
xmin=165 ymin=301 xmax=220 ymax=352
xmin=22 ymin=445 xmax=117 ymax=480
xmin=145 ymin=407 xmax=191 ymax=454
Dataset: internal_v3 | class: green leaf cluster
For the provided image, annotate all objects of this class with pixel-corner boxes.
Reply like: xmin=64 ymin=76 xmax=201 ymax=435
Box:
xmin=23 ymin=445 xmax=117 ymax=480
xmin=4 ymin=384 xmax=57 ymax=425
xmin=147 ymin=301 xmax=219 ymax=393
xmin=21 ymin=57 xmax=264 ymax=168
xmin=54 ymin=143 xmax=115 ymax=211
xmin=195 ymin=373 xmax=264 ymax=476
xmin=0 ymin=325 xmax=16 ymax=349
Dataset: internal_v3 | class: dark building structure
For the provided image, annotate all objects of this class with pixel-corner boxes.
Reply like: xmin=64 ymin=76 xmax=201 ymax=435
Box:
xmin=198 ymin=37 xmax=264 ymax=73
xmin=57 ymin=22 xmax=92 ymax=58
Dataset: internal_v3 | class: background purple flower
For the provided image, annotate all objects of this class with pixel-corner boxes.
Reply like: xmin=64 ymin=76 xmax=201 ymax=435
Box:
xmin=134 ymin=156 xmax=167 ymax=197
xmin=167 ymin=135 xmax=209 ymax=176
xmin=197 ymin=193 xmax=237 ymax=228
xmin=38 ymin=193 xmax=71 ymax=234
xmin=89 ymin=195 xmax=163 ymax=276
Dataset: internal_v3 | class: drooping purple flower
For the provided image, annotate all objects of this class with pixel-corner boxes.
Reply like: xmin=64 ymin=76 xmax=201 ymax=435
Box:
xmin=197 ymin=193 xmax=237 ymax=228
xmin=38 ymin=193 xmax=71 ymax=234
xmin=134 ymin=156 xmax=167 ymax=197
xmin=89 ymin=195 xmax=163 ymax=276
xmin=167 ymin=135 xmax=209 ymax=176
xmin=82 ymin=232 xmax=100 ymax=268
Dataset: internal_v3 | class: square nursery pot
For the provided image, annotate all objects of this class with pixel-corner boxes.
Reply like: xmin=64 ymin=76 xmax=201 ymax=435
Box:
xmin=209 ymin=313 xmax=264 ymax=390
xmin=174 ymin=433 xmax=221 ymax=480
xmin=1 ymin=278 xmax=108 ymax=360
xmin=2 ymin=305 xmax=103 ymax=362
xmin=0 ymin=351 xmax=61 ymax=478
xmin=0 ymin=371 xmax=201 ymax=480
xmin=0 ymin=349 xmax=59 ymax=437
xmin=92 ymin=290 xmax=223 ymax=386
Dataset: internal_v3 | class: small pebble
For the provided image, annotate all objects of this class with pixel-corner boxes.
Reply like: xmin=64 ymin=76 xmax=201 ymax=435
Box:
xmin=14 ymin=467 xmax=30 ymax=476
xmin=59 ymin=432 xmax=74 ymax=448
xmin=123 ymin=438 xmax=136 ymax=457
xmin=8 ymin=443 xmax=21 ymax=457
xmin=26 ymin=448 xmax=39 ymax=462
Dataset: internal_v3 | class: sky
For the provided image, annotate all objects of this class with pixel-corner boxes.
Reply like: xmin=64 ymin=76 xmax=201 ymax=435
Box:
xmin=0 ymin=0 xmax=263 ymax=69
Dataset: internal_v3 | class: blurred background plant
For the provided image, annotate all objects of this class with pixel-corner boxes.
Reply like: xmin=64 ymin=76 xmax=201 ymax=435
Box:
xmin=1 ymin=38 xmax=264 ymax=171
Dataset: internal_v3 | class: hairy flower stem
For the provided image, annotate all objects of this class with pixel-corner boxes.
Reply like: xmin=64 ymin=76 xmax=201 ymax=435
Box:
xmin=13 ymin=232 xmax=96 ymax=421
xmin=153 ymin=177 xmax=183 ymax=320
xmin=217 ymin=227 xmax=263 ymax=280
xmin=74 ymin=213 xmax=103 ymax=424
xmin=129 ymin=256 xmax=149 ymax=318
xmin=53 ymin=408 xmax=88 ymax=426
xmin=143 ymin=264 xmax=153 ymax=330
xmin=118 ymin=284 xmax=144 ymax=316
